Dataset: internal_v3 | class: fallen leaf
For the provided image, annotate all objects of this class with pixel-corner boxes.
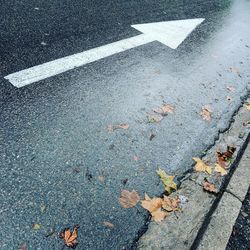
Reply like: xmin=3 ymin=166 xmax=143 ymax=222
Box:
xmin=141 ymin=193 xmax=168 ymax=222
xmin=245 ymin=103 xmax=250 ymax=110
xmin=153 ymin=104 xmax=175 ymax=115
xmin=227 ymin=86 xmax=235 ymax=92
xmin=133 ymin=155 xmax=139 ymax=162
xmin=193 ymin=157 xmax=212 ymax=175
xmin=119 ymin=190 xmax=140 ymax=208
xmin=161 ymin=104 xmax=175 ymax=114
xmin=156 ymin=168 xmax=177 ymax=194
xmin=214 ymin=163 xmax=228 ymax=176
xmin=201 ymin=105 xmax=212 ymax=121
xmin=32 ymin=223 xmax=41 ymax=230
xmin=217 ymin=145 xmax=236 ymax=168
xmin=107 ymin=124 xmax=129 ymax=132
xmin=103 ymin=221 xmax=115 ymax=228
xmin=162 ymin=196 xmax=180 ymax=212
xmin=19 ymin=243 xmax=27 ymax=250
xmin=147 ymin=114 xmax=163 ymax=123
xmin=203 ymin=181 xmax=217 ymax=193
xmin=59 ymin=224 xmax=79 ymax=248
xmin=151 ymin=208 xmax=168 ymax=222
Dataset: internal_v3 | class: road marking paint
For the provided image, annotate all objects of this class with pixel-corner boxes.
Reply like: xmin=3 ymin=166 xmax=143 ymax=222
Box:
xmin=5 ymin=18 xmax=204 ymax=88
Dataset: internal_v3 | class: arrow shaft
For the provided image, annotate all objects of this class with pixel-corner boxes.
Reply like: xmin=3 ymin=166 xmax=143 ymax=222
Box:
xmin=5 ymin=34 xmax=154 ymax=88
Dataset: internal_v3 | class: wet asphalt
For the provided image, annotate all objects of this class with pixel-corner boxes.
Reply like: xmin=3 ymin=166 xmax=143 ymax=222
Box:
xmin=1 ymin=0 xmax=250 ymax=249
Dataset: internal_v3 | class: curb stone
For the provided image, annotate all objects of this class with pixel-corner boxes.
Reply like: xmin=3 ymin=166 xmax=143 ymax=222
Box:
xmin=197 ymin=143 xmax=250 ymax=250
xmin=137 ymin=99 xmax=250 ymax=250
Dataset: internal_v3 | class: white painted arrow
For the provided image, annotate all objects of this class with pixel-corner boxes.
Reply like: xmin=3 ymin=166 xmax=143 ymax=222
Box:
xmin=5 ymin=18 xmax=204 ymax=88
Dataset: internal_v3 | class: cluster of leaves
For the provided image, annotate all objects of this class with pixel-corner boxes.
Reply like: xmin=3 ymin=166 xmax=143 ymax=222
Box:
xmin=147 ymin=104 xmax=175 ymax=123
xmin=118 ymin=168 xmax=180 ymax=223
xmin=141 ymin=194 xmax=180 ymax=222
xmin=193 ymin=145 xmax=236 ymax=193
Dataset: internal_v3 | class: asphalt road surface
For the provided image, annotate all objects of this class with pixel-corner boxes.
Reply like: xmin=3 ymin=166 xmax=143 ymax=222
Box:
xmin=1 ymin=0 xmax=250 ymax=249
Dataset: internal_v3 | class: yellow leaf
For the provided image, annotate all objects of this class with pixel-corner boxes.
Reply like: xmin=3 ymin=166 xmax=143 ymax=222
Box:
xmin=193 ymin=157 xmax=212 ymax=175
xmin=32 ymin=223 xmax=41 ymax=230
xmin=156 ymin=168 xmax=177 ymax=193
xmin=245 ymin=103 xmax=250 ymax=110
xmin=214 ymin=163 xmax=227 ymax=176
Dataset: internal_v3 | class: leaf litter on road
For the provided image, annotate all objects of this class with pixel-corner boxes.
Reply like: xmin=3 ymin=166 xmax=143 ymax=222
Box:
xmin=201 ymin=105 xmax=212 ymax=121
xmin=203 ymin=180 xmax=217 ymax=193
xmin=153 ymin=104 xmax=175 ymax=115
xmin=59 ymin=224 xmax=79 ymax=249
xmin=141 ymin=193 xmax=168 ymax=222
xmin=103 ymin=221 xmax=115 ymax=229
xmin=193 ymin=157 xmax=212 ymax=175
xmin=156 ymin=168 xmax=177 ymax=194
xmin=217 ymin=145 xmax=236 ymax=168
xmin=119 ymin=190 xmax=140 ymax=208
xmin=107 ymin=123 xmax=129 ymax=132
xmin=141 ymin=193 xmax=181 ymax=222
xmin=214 ymin=163 xmax=227 ymax=176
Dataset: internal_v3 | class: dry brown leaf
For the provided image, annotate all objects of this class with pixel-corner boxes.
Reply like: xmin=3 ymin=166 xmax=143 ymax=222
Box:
xmin=162 ymin=196 xmax=180 ymax=212
xmin=151 ymin=208 xmax=168 ymax=222
xmin=119 ymin=190 xmax=140 ymax=208
xmin=214 ymin=163 xmax=228 ymax=176
xmin=217 ymin=145 xmax=236 ymax=168
xmin=201 ymin=105 xmax=212 ymax=121
xmin=141 ymin=193 xmax=168 ymax=222
xmin=59 ymin=224 xmax=79 ymax=248
xmin=193 ymin=157 xmax=212 ymax=175
xmin=107 ymin=124 xmax=129 ymax=132
xmin=103 ymin=221 xmax=115 ymax=228
xmin=227 ymin=86 xmax=235 ymax=92
xmin=203 ymin=181 xmax=217 ymax=193
xmin=161 ymin=104 xmax=175 ymax=114
xmin=141 ymin=194 xmax=162 ymax=212
xmin=153 ymin=104 xmax=175 ymax=115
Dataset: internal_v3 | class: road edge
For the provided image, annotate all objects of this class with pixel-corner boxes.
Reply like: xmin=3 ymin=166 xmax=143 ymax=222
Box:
xmin=136 ymin=98 xmax=250 ymax=250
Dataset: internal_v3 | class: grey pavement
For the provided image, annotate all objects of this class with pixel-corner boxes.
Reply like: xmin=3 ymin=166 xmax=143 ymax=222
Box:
xmin=1 ymin=0 xmax=250 ymax=249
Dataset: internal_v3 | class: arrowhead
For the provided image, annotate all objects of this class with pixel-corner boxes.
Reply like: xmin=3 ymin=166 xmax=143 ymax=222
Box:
xmin=131 ymin=18 xmax=204 ymax=49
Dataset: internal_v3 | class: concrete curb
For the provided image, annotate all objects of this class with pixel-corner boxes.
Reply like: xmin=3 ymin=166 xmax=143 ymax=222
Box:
xmin=137 ymin=99 xmax=250 ymax=250
xmin=196 ymin=142 xmax=250 ymax=250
